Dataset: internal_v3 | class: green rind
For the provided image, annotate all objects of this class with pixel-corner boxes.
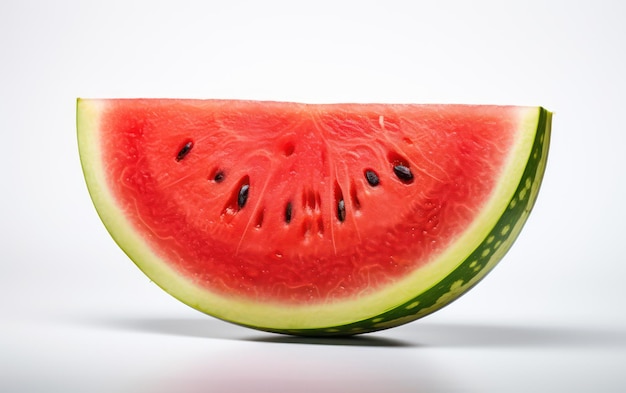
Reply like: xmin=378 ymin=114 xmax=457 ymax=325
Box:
xmin=247 ymin=108 xmax=552 ymax=336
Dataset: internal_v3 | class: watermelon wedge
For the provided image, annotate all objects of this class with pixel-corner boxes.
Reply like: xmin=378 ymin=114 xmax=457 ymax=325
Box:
xmin=77 ymin=99 xmax=551 ymax=336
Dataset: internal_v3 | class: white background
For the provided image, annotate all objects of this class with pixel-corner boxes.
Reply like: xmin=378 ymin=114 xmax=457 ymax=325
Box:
xmin=2 ymin=0 xmax=626 ymax=392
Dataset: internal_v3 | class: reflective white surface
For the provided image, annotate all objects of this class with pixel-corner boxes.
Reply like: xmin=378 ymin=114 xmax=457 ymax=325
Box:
xmin=2 ymin=0 xmax=626 ymax=392
xmin=5 ymin=305 xmax=626 ymax=393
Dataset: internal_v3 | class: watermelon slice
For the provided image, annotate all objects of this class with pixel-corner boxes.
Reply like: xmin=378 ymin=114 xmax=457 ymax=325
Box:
xmin=77 ymin=99 xmax=551 ymax=336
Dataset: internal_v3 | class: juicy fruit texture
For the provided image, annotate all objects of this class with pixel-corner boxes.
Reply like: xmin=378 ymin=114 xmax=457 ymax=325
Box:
xmin=77 ymin=99 xmax=551 ymax=336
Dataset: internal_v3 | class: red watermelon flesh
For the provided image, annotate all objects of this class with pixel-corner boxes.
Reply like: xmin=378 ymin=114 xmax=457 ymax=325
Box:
xmin=78 ymin=99 xmax=550 ymax=335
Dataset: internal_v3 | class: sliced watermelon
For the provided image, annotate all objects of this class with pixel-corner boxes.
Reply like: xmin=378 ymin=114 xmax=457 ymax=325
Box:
xmin=77 ymin=99 xmax=551 ymax=336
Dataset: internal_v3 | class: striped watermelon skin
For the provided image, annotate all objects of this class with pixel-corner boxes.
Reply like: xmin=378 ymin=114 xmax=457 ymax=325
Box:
xmin=78 ymin=100 xmax=551 ymax=336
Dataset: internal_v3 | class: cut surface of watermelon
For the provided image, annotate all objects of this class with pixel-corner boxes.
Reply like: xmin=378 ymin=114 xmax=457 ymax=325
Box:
xmin=77 ymin=99 xmax=551 ymax=335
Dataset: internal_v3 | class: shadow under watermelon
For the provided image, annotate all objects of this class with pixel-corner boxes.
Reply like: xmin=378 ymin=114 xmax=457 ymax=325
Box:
xmin=80 ymin=315 xmax=626 ymax=349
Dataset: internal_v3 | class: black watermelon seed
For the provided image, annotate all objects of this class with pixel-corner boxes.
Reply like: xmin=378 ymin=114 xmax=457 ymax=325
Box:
xmin=176 ymin=141 xmax=193 ymax=161
xmin=238 ymin=184 xmax=249 ymax=208
xmin=285 ymin=202 xmax=293 ymax=224
xmin=365 ymin=170 xmax=380 ymax=186
xmin=337 ymin=199 xmax=346 ymax=222
xmin=393 ymin=165 xmax=413 ymax=182
xmin=214 ymin=171 xmax=225 ymax=183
